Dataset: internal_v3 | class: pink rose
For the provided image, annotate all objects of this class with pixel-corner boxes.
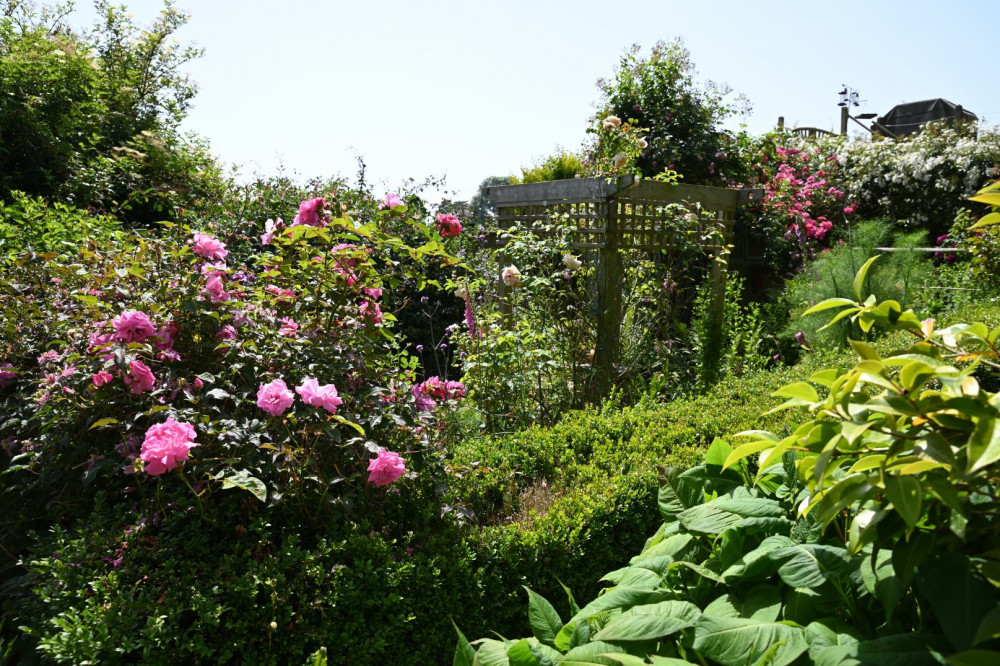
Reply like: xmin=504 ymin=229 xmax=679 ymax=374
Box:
xmin=92 ymin=370 xmax=113 ymax=387
xmin=204 ymin=274 xmax=230 ymax=302
xmin=0 ymin=363 xmax=17 ymax=386
xmin=257 ymin=378 xmax=294 ymax=416
xmin=382 ymin=193 xmax=404 ymax=210
xmin=358 ymin=300 xmax=383 ymax=326
xmin=436 ymin=213 xmax=463 ymax=238
xmin=113 ymin=309 xmax=156 ymax=343
xmin=278 ymin=317 xmax=299 ymax=337
xmin=295 ymin=377 xmax=344 ymax=413
xmin=216 ymin=324 xmax=237 ymax=340
xmin=292 ymin=198 xmax=327 ymax=227
xmin=261 ymin=218 xmax=282 ymax=245
xmin=124 ymin=360 xmax=156 ymax=395
xmin=367 ymin=448 xmax=406 ymax=487
xmin=411 ymin=384 xmax=436 ymax=412
xmin=192 ymin=232 xmax=228 ymax=261
xmin=140 ymin=417 xmax=197 ymax=475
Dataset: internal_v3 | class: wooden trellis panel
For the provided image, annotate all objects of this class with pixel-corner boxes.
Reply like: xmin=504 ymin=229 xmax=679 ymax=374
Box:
xmin=482 ymin=176 xmax=762 ymax=398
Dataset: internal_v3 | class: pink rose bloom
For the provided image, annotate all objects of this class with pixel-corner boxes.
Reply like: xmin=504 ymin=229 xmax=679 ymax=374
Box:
xmin=363 ymin=287 xmax=383 ymax=300
xmin=411 ymin=384 xmax=436 ymax=412
xmin=92 ymin=370 xmax=113 ymax=387
xmin=382 ymin=193 xmax=404 ymax=210
xmin=278 ymin=317 xmax=299 ymax=337
xmin=444 ymin=380 xmax=466 ymax=400
xmin=436 ymin=213 xmax=463 ymax=238
xmin=204 ymin=274 xmax=231 ymax=302
xmin=124 ymin=360 xmax=156 ymax=394
xmin=192 ymin=232 xmax=228 ymax=261
xmin=38 ymin=350 xmax=61 ymax=365
xmin=843 ymin=202 xmax=858 ymax=215
xmin=113 ymin=309 xmax=156 ymax=343
xmin=0 ymin=363 xmax=17 ymax=386
xmin=261 ymin=218 xmax=283 ymax=245
xmin=140 ymin=417 xmax=197 ymax=475
xmin=358 ymin=300 xmax=383 ymax=326
xmin=257 ymin=378 xmax=294 ymax=416
xmin=367 ymin=448 xmax=406 ymax=487
xmin=292 ymin=198 xmax=327 ymax=227
xmin=216 ymin=324 xmax=237 ymax=340
xmin=295 ymin=377 xmax=344 ymax=413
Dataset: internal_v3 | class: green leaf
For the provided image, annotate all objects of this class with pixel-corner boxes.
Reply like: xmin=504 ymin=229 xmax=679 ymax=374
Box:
xmin=972 ymin=607 xmax=1000 ymax=646
xmin=849 ymin=339 xmax=881 ymax=360
xmin=529 ymin=642 xmax=563 ymax=666
xmin=968 ymin=416 xmax=1000 ymax=474
xmin=506 ymin=639 xmax=540 ymax=666
xmin=803 ymin=298 xmax=859 ymax=316
xmin=524 ymin=587 xmax=563 ymax=648
xmin=919 ymin=552 xmax=999 ymax=652
xmin=773 ymin=382 xmax=819 ymax=403
xmin=592 ymin=613 xmax=692 ymax=642
xmin=860 ymin=547 xmax=903 ymax=622
xmin=693 ymin=615 xmax=808 ymax=666
xmin=454 ymin=621 xmax=477 ymax=666
xmin=560 ymin=641 xmax=628 ymax=666
xmin=946 ymin=650 xmax=1000 ymax=666
xmin=215 ymin=469 xmax=267 ymax=502
xmin=705 ymin=437 xmax=734 ymax=467
xmin=892 ymin=532 xmax=935 ymax=590
xmin=812 ymin=633 xmax=948 ymax=666
xmin=742 ymin=584 xmax=782 ymax=621
xmin=569 ymin=588 xmax=670 ymax=626
xmin=853 ymin=255 xmax=880 ymax=301
xmin=474 ymin=639 xmax=512 ymax=666
xmin=769 ymin=544 xmax=854 ymax=588
xmin=88 ymin=417 xmax=119 ymax=430
xmin=884 ymin=475 xmax=922 ymax=529
xmin=677 ymin=503 xmax=741 ymax=534
xmin=724 ymin=440 xmax=776 ymax=471
xmin=658 ymin=467 xmax=688 ymax=519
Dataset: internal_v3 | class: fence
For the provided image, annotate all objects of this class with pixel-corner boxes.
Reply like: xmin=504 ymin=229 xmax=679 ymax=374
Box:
xmin=481 ymin=176 xmax=763 ymax=398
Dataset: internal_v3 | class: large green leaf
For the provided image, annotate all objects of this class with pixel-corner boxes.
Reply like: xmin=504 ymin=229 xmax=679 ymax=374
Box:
xmin=741 ymin=584 xmax=782 ymax=621
xmin=570 ymin=588 xmax=671 ymax=626
xmin=693 ymin=615 xmax=808 ymax=666
xmin=859 ymin=548 xmax=902 ymax=623
xmin=946 ymin=649 xmax=1000 ymax=666
xmin=884 ymin=475 xmax=922 ymax=529
xmin=505 ymin=639 xmax=539 ymax=666
xmin=769 ymin=544 xmax=854 ymax=589
xmin=677 ymin=503 xmax=742 ymax=534
xmin=525 ymin=587 xmax=563 ymax=648
xmin=658 ymin=467 xmax=688 ymax=518
xmin=592 ymin=613 xmax=693 ymax=642
xmin=918 ymin=553 xmax=999 ymax=652
xmin=560 ymin=641 xmax=629 ymax=666
xmin=853 ymin=256 xmax=880 ymax=301
xmin=812 ymin=633 xmax=948 ymax=666
xmin=454 ymin=621 xmax=477 ymax=666
xmin=215 ymin=469 xmax=267 ymax=502
xmin=723 ymin=535 xmax=794 ymax=583
xmin=473 ymin=638 xmax=511 ymax=666
xmin=967 ymin=416 xmax=1000 ymax=474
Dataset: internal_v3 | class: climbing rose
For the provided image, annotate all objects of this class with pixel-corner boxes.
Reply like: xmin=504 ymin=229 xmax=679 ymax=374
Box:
xmin=436 ymin=213 xmax=463 ymax=238
xmin=602 ymin=115 xmax=621 ymax=129
xmin=292 ymin=198 xmax=327 ymax=227
xmin=501 ymin=265 xmax=522 ymax=288
xmin=257 ymin=378 xmax=294 ymax=416
xmin=367 ymin=448 xmax=406 ymax=487
xmin=124 ymin=360 xmax=156 ymax=394
xmin=295 ymin=377 xmax=343 ymax=413
xmin=204 ymin=274 xmax=230 ymax=302
xmin=140 ymin=417 xmax=197 ymax=475
xmin=113 ymin=309 xmax=156 ymax=343
xmin=383 ymin=193 xmax=404 ymax=210
xmin=192 ymin=232 xmax=228 ymax=261
xmin=563 ymin=254 xmax=582 ymax=271
xmin=92 ymin=370 xmax=113 ymax=387
xmin=261 ymin=218 xmax=282 ymax=245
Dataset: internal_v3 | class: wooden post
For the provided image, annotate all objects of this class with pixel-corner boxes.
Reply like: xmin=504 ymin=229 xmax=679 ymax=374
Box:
xmin=840 ymin=106 xmax=849 ymax=136
xmin=777 ymin=116 xmax=785 ymax=132
xmin=592 ymin=198 xmax=622 ymax=399
xmin=703 ymin=217 xmax=733 ymax=385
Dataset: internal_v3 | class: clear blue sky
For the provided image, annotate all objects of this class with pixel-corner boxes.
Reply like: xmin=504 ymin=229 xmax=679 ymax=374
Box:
xmin=68 ymin=0 xmax=998 ymax=202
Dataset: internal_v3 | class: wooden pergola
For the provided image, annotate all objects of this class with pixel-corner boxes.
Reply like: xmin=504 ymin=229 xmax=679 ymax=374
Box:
xmin=482 ymin=176 xmax=763 ymax=398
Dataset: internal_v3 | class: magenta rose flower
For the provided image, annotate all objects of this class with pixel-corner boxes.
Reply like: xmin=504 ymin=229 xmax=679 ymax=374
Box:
xmin=411 ymin=384 xmax=436 ymax=412
xmin=295 ymin=377 xmax=344 ymax=413
xmin=382 ymin=193 xmax=404 ymax=210
xmin=204 ymin=274 xmax=230 ymax=302
xmin=124 ymin=360 xmax=156 ymax=394
xmin=140 ymin=417 xmax=197 ymax=475
xmin=257 ymin=378 xmax=294 ymax=416
xmin=367 ymin=448 xmax=406 ymax=487
xmin=92 ymin=370 xmax=113 ymax=387
xmin=113 ymin=309 xmax=156 ymax=343
xmin=292 ymin=198 xmax=327 ymax=227
xmin=191 ymin=232 xmax=228 ymax=261
xmin=436 ymin=213 xmax=463 ymax=238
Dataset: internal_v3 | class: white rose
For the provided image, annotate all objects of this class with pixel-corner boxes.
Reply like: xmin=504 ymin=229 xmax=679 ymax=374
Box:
xmin=612 ymin=153 xmax=628 ymax=169
xmin=602 ymin=115 xmax=621 ymax=129
xmin=637 ymin=137 xmax=648 ymax=149
xmin=501 ymin=265 xmax=522 ymax=288
xmin=455 ymin=284 xmax=469 ymax=300
xmin=563 ymin=253 xmax=582 ymax=271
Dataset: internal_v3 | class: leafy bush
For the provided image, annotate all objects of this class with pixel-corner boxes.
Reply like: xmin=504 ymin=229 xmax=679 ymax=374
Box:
xmin=0 ymin=191 xmax=121 ymax=257
xmin=515 ymin=149 xmax=585 ymax=184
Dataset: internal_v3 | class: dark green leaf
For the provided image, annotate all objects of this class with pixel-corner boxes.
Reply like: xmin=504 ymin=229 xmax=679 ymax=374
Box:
xmin=524 ymin=587 xmax=562 ymax=648
xmin=693 ymin=615 xmax=808 ymax=666
xmin=769 ymin=544 xmax=854 ymax=588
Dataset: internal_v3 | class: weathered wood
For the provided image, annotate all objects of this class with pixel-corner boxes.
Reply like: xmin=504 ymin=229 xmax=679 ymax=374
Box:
xmin=593 ymin=200 xmax=622 ymax=399
xmin=483 ymin=176 xmax=636 ymax=205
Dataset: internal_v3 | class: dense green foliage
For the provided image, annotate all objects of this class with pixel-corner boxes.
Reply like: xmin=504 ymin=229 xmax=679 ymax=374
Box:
xmin=459 ymin=278 xmax=1000 ymax=665
xmin=0 ymin=1 xmax=225 ymax=222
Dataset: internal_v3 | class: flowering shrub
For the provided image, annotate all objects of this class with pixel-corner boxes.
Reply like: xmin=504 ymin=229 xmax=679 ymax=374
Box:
xmin=0 ymin=194 xmax=466 ymax=563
